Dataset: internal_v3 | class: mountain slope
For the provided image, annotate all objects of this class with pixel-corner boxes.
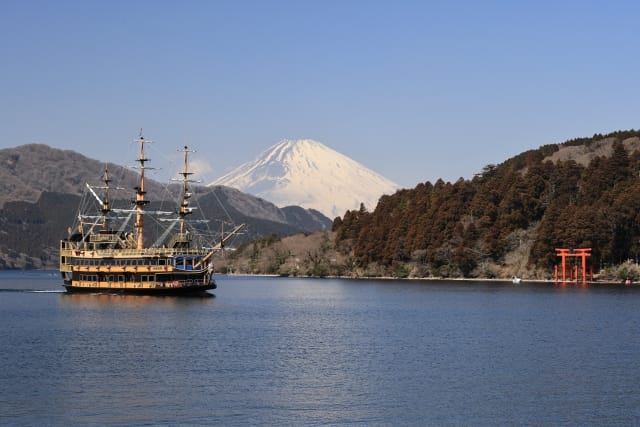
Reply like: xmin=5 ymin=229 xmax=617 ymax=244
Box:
xmin=209 ymin=139 xmax=400 ymax=219
xmin=0 ymin=144 xmax=329 ymax=229
xmin=0 ymin=184 xmax=333 ymax=269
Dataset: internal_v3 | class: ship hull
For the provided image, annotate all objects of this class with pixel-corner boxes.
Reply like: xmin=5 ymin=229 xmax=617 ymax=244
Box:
xmin=63 ymin=281 xmax=216 ymax=295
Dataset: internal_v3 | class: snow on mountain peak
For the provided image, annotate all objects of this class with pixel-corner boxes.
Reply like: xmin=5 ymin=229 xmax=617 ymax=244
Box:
xmin=209 ymin=139 xmax=399 ymax=219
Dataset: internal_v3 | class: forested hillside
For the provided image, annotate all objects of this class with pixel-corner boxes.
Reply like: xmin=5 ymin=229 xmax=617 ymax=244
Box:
xmin=333 ymin=130 xmax=640 ymax=278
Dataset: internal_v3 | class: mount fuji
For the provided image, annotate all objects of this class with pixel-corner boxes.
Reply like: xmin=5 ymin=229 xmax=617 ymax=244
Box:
xmin=209 ymin=139 xmax=400 ymax=219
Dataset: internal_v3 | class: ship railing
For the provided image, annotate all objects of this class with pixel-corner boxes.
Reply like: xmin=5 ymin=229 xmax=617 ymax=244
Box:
xmin=62 ymin=247 xmax=209 ymax=257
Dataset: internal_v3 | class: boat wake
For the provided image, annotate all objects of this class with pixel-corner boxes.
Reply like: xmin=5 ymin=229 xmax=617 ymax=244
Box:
xmin=30 ymin=290 xmax=66 ymax=293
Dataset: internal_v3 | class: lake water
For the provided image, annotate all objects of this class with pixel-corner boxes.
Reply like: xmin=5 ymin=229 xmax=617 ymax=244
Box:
xmin=1 ymin=271 xmax=640 ymax=426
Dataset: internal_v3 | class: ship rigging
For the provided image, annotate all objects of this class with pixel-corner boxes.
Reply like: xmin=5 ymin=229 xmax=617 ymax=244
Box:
xmin=59 ymin=132 xmax=244 ymax=294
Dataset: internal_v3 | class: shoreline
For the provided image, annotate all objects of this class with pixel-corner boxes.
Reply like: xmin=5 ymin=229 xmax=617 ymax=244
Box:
xmin=1 ymin=269 xmax=632 ymax=286
xmin=224 ymin=272 xmax=631 ymax=286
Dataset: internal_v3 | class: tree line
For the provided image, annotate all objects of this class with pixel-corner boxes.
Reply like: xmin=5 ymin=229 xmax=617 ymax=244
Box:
xmin=332 ymin=130 xmax=640 ymax=278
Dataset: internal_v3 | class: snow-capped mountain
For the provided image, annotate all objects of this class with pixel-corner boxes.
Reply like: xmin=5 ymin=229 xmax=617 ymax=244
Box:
xmin=209 ymin=139 xmax=400 ymax=219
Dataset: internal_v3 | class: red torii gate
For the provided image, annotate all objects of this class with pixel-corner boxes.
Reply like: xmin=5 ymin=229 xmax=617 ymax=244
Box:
xmin=555 ymin=248 xmax=592 ymax=283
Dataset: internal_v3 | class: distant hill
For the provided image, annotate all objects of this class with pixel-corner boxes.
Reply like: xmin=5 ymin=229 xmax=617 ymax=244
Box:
xmin=0 ymin=144 xmax=331 ymax=269
xmin=210 ymin=139 xmax=399 ymax=219
xmin=0 ymin=143 xmax=168 ymax=207
xmin=332 ymin=130 xmax=640 ymax=279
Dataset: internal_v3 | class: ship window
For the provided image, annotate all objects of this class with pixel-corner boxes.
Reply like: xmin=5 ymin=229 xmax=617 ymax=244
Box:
xmin=118 ymin=275 xmax=124 ymax=282
xmin=158 ymin=259 xmax=165 ymax=266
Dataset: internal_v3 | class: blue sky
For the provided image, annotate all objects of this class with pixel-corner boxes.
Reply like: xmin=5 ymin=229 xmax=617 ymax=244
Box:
xmin=2 ymin=1 xmax=639 ymax=188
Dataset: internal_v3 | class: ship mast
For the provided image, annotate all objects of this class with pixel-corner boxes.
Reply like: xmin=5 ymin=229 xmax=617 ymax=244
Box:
xmin=134 ymin=132 xmax=151 ymax=250
xmin=178 ymin=145 xmax=195 ymax=235
xmin=101 ymin=165 xmax=111 ymax=230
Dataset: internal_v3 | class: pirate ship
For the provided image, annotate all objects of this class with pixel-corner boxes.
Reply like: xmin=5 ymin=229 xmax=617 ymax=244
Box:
xmin=59 ymin=133 xmax=243 ymax=294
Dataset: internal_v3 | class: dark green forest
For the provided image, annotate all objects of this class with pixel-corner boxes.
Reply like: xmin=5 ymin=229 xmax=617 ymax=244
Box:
xmin=333 ymin=130 xmax=640 ymax=278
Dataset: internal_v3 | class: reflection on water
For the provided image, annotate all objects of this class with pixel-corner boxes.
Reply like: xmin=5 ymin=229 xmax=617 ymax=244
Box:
xmin=59 ymin=292 xmax=215 ymax=307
